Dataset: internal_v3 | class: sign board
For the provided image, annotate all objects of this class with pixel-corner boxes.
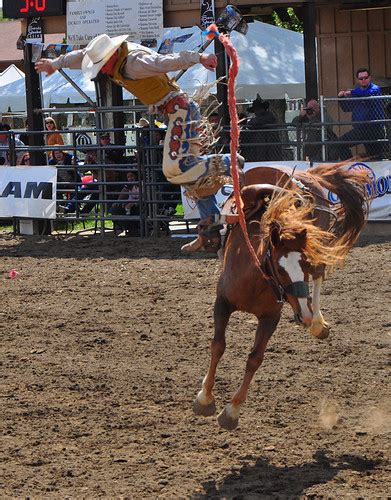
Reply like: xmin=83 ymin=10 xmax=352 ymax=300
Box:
xmin=182 ymin=161 xmax=391 ymax=222
xmin=67 ymin=0 xmax=163 ymax=45
xmin=0 ymin=166 xmax=57 ymax=219
xmin=25 ymin=17 xmax=44 ymax=44
xmin=3 ymin=0 xmax=65 ymax=18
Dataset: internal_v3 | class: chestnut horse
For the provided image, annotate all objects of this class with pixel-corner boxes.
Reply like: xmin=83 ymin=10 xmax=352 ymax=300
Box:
xmin=194 ymin=164 xmax=369 ymax=430
xmin=245 ymin=164 xmax=369 ymax=339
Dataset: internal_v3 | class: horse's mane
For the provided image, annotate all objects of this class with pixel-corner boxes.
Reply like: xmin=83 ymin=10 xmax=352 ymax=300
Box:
xmin=260 ymin=190 xmax=346 ymax=268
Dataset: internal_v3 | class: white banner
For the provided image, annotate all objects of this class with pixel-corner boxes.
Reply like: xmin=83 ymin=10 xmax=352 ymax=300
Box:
xmin=0 ymin=167 xmax=57 ymax=219
xmin=67 ymin=0 xmax=163 ymax=44
xmin=182 ymin=161 xmax=391 ymax=222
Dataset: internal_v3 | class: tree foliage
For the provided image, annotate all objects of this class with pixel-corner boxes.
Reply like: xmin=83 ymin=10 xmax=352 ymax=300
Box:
xmin=272 ymin=8 xmax=303 ymax=33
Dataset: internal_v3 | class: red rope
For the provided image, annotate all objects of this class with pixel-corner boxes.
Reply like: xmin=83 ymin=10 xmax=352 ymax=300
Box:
xmin=216 ymin=31 xmax=262 ymax=270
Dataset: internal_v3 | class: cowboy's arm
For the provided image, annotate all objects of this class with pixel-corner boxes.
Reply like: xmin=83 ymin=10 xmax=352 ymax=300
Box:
xmin=35 ymin=50 xmax=85 ymax=74
xmin=122 ymin=49 xmax=216 ymax=79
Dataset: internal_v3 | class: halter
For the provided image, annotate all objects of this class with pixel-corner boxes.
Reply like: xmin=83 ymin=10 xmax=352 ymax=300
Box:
xmin=260 ymin=239 xmax=310 ymax=304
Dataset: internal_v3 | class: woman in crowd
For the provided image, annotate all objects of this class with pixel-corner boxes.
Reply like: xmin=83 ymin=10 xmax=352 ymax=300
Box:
xmin=45 ymin=117 xmax=64 ymax=162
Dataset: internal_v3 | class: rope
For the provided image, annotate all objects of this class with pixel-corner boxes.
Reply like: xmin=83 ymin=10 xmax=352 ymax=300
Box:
xmin=204 ymin=25 xmax=263 ymax=271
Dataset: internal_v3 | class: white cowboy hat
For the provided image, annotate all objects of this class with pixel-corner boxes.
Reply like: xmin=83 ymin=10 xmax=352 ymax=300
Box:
xmin=81 ymin=33 xmax=129 ymax=80
xmin=137 ymin=118 xmax=150 ymax=127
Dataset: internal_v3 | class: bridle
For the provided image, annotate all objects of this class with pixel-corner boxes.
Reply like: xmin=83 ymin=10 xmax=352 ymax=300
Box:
xmin=260 ymin=238 xmax=310 ymax=304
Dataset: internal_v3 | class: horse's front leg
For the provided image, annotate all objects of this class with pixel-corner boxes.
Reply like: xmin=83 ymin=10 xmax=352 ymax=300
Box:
xmin=218 ymin=314 xmax=280 ymax=430
xmin=193 ymin=296 xmax=232 ymax=417
xmin=310 ymin=274 xmax=330 ymax=339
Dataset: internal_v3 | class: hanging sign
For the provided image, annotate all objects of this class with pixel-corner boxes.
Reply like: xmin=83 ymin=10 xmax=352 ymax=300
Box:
xmin=200 ymin=0 xmax=215 ymax=29
xmin=67 ymin=0 xmax=163 ymax=45
xmin=25 ymin=17 xmax=44 ymax=44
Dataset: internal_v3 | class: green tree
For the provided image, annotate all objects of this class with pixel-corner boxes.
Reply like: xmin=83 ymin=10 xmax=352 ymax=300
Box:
xmin=272 ymin=8 xmax=303 ymax=33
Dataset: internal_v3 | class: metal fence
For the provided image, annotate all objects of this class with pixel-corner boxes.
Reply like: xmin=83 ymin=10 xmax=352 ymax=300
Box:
xmin=1 ymin=94 xmax=390 ymax=236
xmin=0 ymin=126 xmax=183 ymax=236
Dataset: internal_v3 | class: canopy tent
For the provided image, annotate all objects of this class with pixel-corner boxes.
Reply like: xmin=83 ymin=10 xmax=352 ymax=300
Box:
xmin=0 ymin=68 xmax=136 ymax=113
xmin=0 ymin=64 xmax=25 ymax=86
xmin=165 ymin=21 xmax=305 ymax=101
xmin=0 ymin=21 xmax=304 ymax=113
xmin=0 ymin=64 xmax=26 ymax=113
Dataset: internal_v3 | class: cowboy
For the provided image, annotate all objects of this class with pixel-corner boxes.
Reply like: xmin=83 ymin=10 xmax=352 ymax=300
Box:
xmin=35 ymin=34 xmax=243 ymax=253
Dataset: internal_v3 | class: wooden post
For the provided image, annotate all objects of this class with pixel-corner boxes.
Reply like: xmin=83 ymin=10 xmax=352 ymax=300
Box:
xmin=215 ymin=38 xmax=229 ymax=127
xmin=24 ymin=43 xmax=46 ymax=166
xmin=302 ymin=0 xmax=318 ymax=101
xmin=23 ymin=41 xmax=51 ymax=235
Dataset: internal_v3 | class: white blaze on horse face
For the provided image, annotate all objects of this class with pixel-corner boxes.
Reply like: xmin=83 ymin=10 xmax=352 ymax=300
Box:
xmin=279 ymin=251 xmax=312 ymax=325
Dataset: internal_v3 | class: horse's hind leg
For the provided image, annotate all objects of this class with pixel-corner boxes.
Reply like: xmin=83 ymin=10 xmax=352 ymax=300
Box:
xmin=193 ymin=296 xmax=232 ymax=417
xmin=217 ymin=314 xmax=279 ymax=430
xmin=310 ymin=274 xmax=330 ymax=339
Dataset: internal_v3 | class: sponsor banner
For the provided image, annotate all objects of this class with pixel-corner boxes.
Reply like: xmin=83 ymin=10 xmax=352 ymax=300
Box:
xmin=67 ymin=0 xmax=163 ymax=45
xmin=0 ymin=167 xmax=57 ymax=219
xmin=182 ymin=161 xmax=391 ymax=222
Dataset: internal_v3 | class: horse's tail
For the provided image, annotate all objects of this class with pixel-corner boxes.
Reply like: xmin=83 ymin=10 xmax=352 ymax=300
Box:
xmin=308 ymin=163 xmax=370 ymax=256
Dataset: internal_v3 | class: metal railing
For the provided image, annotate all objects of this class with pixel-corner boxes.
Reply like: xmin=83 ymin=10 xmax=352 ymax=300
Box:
xmin=1 ymin=93 xmax=390 ymax=235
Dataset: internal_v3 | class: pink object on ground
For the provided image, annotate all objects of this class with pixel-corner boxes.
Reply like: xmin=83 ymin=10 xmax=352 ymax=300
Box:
xmin=9 ymin=269 xmax=19 ymax=279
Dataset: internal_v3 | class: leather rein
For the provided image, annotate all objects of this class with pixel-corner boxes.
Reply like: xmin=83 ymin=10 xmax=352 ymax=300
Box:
xmin=260 ymin=238 xmax=310 ymax=304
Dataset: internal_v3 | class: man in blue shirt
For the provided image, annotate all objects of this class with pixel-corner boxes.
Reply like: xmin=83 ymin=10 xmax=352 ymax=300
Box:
xmin=337 ymin=67 xmax=386 ymax=160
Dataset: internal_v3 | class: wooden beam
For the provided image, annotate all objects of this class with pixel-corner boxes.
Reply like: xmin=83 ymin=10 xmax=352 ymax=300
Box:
xmin=303 ymin=0 xmax=319 ymax=100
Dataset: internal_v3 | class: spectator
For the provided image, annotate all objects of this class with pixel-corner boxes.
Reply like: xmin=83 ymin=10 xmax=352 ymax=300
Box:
xmin=110 ymin=170 xmax=140 ymax=236
xmin=60 ymin=151 xmax=99 ymax=214
xmin=292 ymin=99 xmax=339 ymax=162
xmin=19 ymin=152 xmax=31 ymax=166
xmin=0 ymin=123 xmax=25 ymax=165
xmin=337 ymin=68 xmax=386 ymax=160
xmin=45 ymin=117 xmax=64 ymax=161
xmin=99 ymin=132 xmax=123 ymax=163
xmin=51 ymin=146 xmax=80 ymax=202
xmin=18 ymin=120 xmax=30 ymax=146
xmin=240 ymin=95 xmax=282 ymax=161
xmin=208 ymin=112 xmax=220 ymax=129
xmin=135 ymin=118 xmax=151 ymax=164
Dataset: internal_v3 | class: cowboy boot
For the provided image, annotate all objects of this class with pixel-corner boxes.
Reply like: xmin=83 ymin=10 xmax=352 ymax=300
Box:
xmin=181 ymin=217 xmax=221 ymax=254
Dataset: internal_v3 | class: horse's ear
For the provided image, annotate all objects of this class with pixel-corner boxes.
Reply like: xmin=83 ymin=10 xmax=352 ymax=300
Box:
xmin=270 ymin=222 xmax=281 ymax=247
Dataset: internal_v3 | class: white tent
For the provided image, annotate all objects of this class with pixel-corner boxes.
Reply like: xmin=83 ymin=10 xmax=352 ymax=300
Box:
xmin=165 ymin=21 xmax=305 ymax=101
xmin=0 ymin=64 xmax=25 ymax=86
xmin=0 ymin=64 xmax=26 ymax=113
xmin=0 ymin=21 xmax=305 ymax=113
xmin=0 ymin=68 xmax=135 ymax=112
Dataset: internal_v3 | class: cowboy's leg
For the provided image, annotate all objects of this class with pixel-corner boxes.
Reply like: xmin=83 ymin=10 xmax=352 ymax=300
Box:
xmin=162 ymin=95 xmax=242 ymax=189
xmin=161 ymin=95 xmax=242 ymax=252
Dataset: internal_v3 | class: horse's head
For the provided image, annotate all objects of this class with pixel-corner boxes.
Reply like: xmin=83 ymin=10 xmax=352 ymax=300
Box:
xmin=267 ymin=222 xmax=313 ymax=327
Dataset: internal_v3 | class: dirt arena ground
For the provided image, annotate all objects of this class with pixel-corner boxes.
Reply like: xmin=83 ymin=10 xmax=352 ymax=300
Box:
xmin=1 ymin=232 xmax=390 ymax=498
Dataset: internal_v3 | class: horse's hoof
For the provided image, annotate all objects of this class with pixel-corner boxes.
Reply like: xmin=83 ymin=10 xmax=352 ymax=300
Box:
xmin=193 ymin=398 xmax=216 ymax=417
xmin=310 ymin=322 xmax=330 ymax=339
xmin=217 ymin=407 xmax=239 ymax=430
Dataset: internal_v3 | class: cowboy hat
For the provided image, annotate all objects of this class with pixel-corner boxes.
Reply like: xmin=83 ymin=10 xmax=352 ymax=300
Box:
xmin=247 ymin=94 xmax=269 ymax=112
xmin=82 ymin=33 xmax=129 ymax=80
xmin=137 ymin=118 xmax=150 ymax=127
